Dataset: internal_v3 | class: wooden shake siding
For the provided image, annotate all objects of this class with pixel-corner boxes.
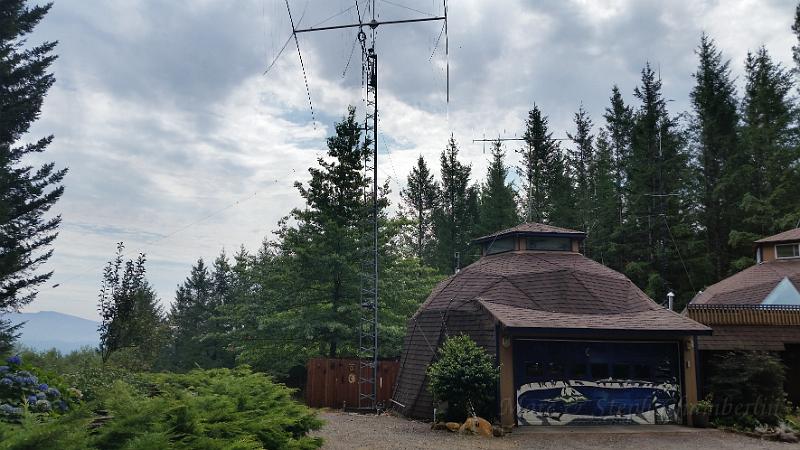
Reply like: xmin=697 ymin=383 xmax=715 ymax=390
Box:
xmin=392 ymin=303 xmax=496 ymax=420
xmin=687 ymin=305 xmax=800 ymax=326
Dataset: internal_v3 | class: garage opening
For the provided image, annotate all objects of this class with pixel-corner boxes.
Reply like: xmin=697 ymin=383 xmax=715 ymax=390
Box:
xmin=514 ymin=339 xmax=682 ymax=426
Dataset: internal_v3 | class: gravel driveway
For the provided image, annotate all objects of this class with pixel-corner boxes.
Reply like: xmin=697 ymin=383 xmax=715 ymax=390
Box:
xmin=314 ymin=411 xmax=798 ymax=450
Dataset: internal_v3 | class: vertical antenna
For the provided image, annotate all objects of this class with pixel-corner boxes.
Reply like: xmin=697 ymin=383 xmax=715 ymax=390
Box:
xmin=286 ymin=2 xmax=448 ymax=413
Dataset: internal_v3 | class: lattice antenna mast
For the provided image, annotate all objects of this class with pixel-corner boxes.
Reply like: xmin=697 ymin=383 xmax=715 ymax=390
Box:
xmin=287 ymin=1 xmax=448 ymax=411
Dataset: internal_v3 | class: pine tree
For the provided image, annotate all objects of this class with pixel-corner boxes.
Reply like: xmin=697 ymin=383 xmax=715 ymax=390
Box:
xmin=588 ymin=131 xmax=620 ymax=267
xmin=0 ymin=1 xmax=67 ymax=351
xmin=626 ymin=64 xmax=695 ymax=305
xmin=278 ymin=106 xmax=385 ymax=358
xmin=599 ymin=86 xmax=634 ymax=270
xmin=729 ymin=47 xmax=800 ymax=268
xmin=432 ymin=136 xmax=479 ymax=273
xmin=401 ymin=156 xmax=438 ymax=264
xmin=169 ymin=258 xmax=214 ymax=370
xmin=476 ymin=140 xmax=519 ymax=237
xmin=567 ymin=105 xmax=595 ymax=242
xmin=517 ymin=105 xmax=575 ymax=226
xmin=690 ymin=34 xmax=740 ymax=281
xmin=793 ymin=3 xmax=800 ymax=72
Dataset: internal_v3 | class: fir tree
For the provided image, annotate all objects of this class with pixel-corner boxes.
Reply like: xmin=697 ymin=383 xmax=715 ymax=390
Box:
xmin=793 ymin=3 xmax=800 ymax=72
xmin=476 ymin=140 xmax=519 ymax=237
xmin=626 ymin=64 xmax=695 ymax=305
xmin=588 ymin=131 xmax=620 ymax=266
xmin=278 ymin=106 xmax=385 ymax=358
xmin=0 ymin=1 xmax=66 ymax=350
xmin=690 ymin=34 xmax=739 ymax=281
xmin=517 ymin=105 xmax=575 ymax=226
xmin=730 ymin=47 xmax=800 ymax=268
xmin=169 ymin=258 xmax=214 ymax=370
xmin=600 ymin=86 xmax=634 ymax=270
xmin=567 ymin=105 xmax=595 ymax=243
xmin=432 ymin=136 xmax=479 ymax=273
xmin=401 ymin=156 xmax=438 ymax=264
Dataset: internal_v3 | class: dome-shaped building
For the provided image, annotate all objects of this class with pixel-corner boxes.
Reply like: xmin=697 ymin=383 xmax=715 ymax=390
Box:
xmin=392 ymin=223 xmax=709 ymax=427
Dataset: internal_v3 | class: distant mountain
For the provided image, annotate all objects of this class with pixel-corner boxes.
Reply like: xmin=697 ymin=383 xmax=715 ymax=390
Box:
xmin=5 ymin=311 xmax=100 ymax=353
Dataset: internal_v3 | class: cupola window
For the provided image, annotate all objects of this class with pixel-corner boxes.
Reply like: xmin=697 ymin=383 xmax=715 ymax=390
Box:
xmin=526 ymin=236 xmax=571 ymax=252
xmin=485 ymin=238 xmax=515 ymax=255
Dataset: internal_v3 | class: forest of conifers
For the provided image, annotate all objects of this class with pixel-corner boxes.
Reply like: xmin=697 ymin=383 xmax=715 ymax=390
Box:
xmin=94 ymin=28 xmax=800 ymax=377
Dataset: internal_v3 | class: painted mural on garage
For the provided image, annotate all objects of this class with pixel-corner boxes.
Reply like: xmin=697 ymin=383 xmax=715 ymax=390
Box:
xmin=514 ymin=340 xmax=681 ymax=425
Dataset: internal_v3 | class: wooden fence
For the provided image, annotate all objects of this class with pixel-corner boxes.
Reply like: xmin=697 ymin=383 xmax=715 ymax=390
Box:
xmin=305 ymin=357 xmax=399 ymax=409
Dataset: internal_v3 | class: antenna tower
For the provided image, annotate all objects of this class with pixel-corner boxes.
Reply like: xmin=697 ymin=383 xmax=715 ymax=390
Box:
xmin=286 ymin=0 xmax=448 ymax=411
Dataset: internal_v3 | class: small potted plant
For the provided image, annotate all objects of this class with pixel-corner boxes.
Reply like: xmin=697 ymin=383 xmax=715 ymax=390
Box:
xmin=693 ymin=395 xmax=713 ymax=428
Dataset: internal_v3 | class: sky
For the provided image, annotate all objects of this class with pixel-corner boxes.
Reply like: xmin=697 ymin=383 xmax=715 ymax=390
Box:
xmin=18 ymin=0 xmax=798 ymax=321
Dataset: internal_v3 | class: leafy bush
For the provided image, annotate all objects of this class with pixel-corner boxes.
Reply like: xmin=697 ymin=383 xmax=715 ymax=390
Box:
xmin=0 ymin=366 xmax=323 ymax=450
xmin=90 ymin=367 xmax=323 ymax=449
xmin=0 ymin=355 xmax=79 ymax=423
xmin=707 ymin=351 xmax=787 ymax=426
xmin=427 ymin=334 xmax=499 ymax=421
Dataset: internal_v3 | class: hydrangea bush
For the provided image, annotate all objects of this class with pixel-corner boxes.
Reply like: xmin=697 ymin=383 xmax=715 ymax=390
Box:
xmin=0 ymin=356 xmax=79 ymax=422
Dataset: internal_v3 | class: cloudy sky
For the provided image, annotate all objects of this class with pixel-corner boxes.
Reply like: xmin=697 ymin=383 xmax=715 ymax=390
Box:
xmin=21 ymin=0 xmax=797 ymax=320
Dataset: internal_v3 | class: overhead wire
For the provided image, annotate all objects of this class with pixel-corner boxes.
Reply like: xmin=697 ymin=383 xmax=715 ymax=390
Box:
xmin=378 ymin=0 xmax=436 ymax=17
xmin=284 ymin=0 xmax=317 ymax=128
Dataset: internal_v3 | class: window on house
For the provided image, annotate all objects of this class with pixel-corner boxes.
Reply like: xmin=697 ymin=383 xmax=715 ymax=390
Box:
xmin=776 ymin=244 xmax=800 ymax=259
xmin=485 ymin=238 xmax=515 ymax=255
xmin=526 ymin=237 xmax=571 ymax=251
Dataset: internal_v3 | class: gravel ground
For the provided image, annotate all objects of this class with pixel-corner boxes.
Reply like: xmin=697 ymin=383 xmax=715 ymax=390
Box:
xmin=313 ymin=411 xmax=799 ymax=450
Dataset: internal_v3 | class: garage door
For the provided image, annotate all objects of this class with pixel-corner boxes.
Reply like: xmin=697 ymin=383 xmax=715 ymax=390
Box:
xmin=514 ymin=340 xmax=681 ymax=426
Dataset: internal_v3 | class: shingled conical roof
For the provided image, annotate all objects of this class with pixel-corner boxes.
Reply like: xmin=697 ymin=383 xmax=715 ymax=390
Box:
xmin=393 ymin=229 xmax=709 ymax=419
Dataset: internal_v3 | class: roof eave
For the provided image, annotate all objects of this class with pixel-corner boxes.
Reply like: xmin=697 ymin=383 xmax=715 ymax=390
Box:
xmin=472 ymin=231 xmax=587 ymax=245
xmin=500 ymin=325 xmax=712 ymax=337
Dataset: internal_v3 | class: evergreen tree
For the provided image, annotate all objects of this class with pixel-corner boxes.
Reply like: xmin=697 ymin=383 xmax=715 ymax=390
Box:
xmin=588 ymin=131 xmax=620 ymax=266
xmin=625 ymin=64 xmax=695 ymax=306
xmin=476 ymin=140 xmax=519 ymax=237
xmin=401 ymin=156 xmax=438 ymax=264
xmin=278 ymin=106 xmax=384 ymax=358
xmin=793 ymin=2 xmax=800 ymax=72
xmin=730 ymin=47 xmax=800 ymax=268
xmin=690 ymin=34 xmax=739 ymax=281
xmin=600 ymin=86 xmax=634 ymax=270
xmin=567 ymin=105 xmax=595 ymax=242
xmin=0 ymin=1 xmax=66 ymax=351
xmin=97 ymin=243 xmax=166 ymax=366
xmin=169 ymin=258 xmax=214 ymax=370
xmin=432 ymin=136 xmax=479 ymax=273
xmin=517 ymin=105 xmax=575 ymax=226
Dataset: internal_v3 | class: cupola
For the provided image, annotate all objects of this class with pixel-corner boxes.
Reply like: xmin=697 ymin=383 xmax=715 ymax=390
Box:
xmin=472 ymin=222 xmax=586 ymax=257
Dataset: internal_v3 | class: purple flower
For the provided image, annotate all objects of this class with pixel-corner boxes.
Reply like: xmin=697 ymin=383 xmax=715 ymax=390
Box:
xmin=46 ymin=387 xmax=61 ymax=398
xmin=36 ymin=392 xmax=46 ymax=400
xmin=0 ymin=378 xmax=12 ymax=386
xmin=0 ymin=366 xmax=9 ymax=373
xmin=37 ymin=383 xmax=48 ymax=391
xmin=5 ymin=355 xmax=21 ymax=366
xmin=57 ymin=400 xmax=68 ymax=412
xmin=27 ymin=395 xmax=37 ymax=405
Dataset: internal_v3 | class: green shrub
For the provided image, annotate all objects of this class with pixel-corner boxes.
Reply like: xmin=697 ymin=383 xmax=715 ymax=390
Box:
xmin=91 ymin=367 xmax=323 ymax=449
xmin=707 ymin=351 xmax=787 ymax=427
xmin=427 ymin=334 xmax=499 ymax=421
xmin=0 ymin=355 xmax=80 ymax=423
